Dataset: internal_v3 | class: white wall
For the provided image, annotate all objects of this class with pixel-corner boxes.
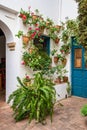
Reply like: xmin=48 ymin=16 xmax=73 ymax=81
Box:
xmin=0 ymin=0 xmax=78 ymax=23
xmin=0 ymin=0 xmax=78 ymax=101
xmin=61 ymin=0 xmax=78 ymax=22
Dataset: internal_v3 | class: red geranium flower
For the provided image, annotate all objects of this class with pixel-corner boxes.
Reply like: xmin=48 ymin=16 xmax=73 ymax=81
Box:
xmin=22 ymin=15 xmax=27 ymax=20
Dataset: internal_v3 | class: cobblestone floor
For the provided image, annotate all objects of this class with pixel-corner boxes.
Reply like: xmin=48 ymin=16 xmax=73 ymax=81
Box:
xmin=0 ymin=90 xmax=87 ymax=130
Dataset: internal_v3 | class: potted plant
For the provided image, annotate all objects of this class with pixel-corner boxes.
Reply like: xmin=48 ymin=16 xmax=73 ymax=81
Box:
xmin=54 ymin=25 xmax=62 ymax=33
xmin=7 ymin=72 xmax=56 ymax=123
xmin=63 ymin=76 xmax=68 ymax=82
xmin=60 ymin=43 xmax=70 ymax=55
xmin=51 ymin=49 xmax=57 ymax=56
xmin=19 ymin=8 xmax=32 ymax=24
xmin=61 ymin=19 xmax=79 ymax=44
xmin=46 ymin=18 xmax=54 ymax=29
xmin=54 ymin=65 xmax=68 ymax=84
xmin=15 ymin=30 xmax=23 ymax=38
xmin=54 ymin=54 xmax=62 ymax=64
xmin=60 ymin=56 xmax=67 ymax=67
xmin=15 ymin=30 xmax=30 ymax=46
xmin=49 ymin=32 xmax=60 ymax=44
xmin=38 ymin=20 xmax=46 ymax=34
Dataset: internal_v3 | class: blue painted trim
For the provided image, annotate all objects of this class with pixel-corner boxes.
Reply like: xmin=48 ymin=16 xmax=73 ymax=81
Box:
xmin=41 ymin=35 xmax=50 ymax=55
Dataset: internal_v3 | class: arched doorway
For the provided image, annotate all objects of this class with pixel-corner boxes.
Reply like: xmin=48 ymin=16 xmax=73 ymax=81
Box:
xmin=0 ymin=29 xmax=6 ymax=101
xmin=0 ymin=20 xmax=15 ymax=102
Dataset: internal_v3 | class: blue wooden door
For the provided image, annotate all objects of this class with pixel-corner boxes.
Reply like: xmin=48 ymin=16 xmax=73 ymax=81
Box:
xmin=71 ymin=37 xmax=87 ymax=98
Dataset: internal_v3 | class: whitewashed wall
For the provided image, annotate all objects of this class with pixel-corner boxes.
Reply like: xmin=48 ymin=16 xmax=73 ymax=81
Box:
xmin=0 ymin=0 xmax=78 ymax=101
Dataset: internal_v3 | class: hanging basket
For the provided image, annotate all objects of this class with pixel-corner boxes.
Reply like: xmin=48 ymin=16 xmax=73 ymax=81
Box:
xmin=22 ymin=36 xmax=30 ymax=45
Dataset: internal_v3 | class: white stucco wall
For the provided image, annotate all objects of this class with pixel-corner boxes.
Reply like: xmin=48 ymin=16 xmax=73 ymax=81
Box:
xmin=0 ymin=0 xmax=78 ymax=101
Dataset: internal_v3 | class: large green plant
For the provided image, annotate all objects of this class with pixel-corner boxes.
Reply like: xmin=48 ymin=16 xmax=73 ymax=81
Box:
xmin=61 ymin=19 xmax=79 ymax=44
xmin=75 ymin=0 xmax=87 ymax=49
xmin=8 ymin=72 xmax=56 ymax=123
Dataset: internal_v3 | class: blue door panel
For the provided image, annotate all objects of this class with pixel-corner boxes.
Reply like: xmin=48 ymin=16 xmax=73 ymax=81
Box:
xmin=73 ymin=70 xmax=83 ymax=76
xmin=72 ymin=88 xmax=83 ymax=97
xmin=72 ymin=80 xmax=82 ymax=87
xmin=71 ymin=37 xmax=87 ymax=98
xmin=83 ymin=89 xmax=87 ymax=98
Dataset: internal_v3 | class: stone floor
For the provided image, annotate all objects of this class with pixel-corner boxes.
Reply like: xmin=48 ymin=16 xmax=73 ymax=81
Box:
xmin=0 ymin=90 xmax=87 ymax=130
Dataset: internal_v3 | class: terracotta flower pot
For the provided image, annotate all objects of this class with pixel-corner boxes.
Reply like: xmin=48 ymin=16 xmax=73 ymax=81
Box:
xmin=22 ymin=36 xmax=30 ymax=45
xmin=54 ymin=56 xmax=59 ymax=63
xmin=54 ymin=38 xmax=60 ymax=44
xmin=32 ymin=15 xmax=38 ymax=20
xmin=62 ymin=58 xmax=67 ymax=66
xmin=63 ymin=76 xmax=68 ymax=82
xmin=55 ymin=25 xmax=61 ymax=32
xmin=54 ymin=77 xmax=62 ymax=84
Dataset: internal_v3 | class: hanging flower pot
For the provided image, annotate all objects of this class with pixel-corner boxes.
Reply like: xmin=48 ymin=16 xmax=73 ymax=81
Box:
xmin=54 ymin=56 xmax=59 ymax=63
xmin=61 ymin=58 xmax=67 ymax=66
xmin=54 ymin=77 xmax=62 ymax=84
xmin=22 ymin=36 xmax=30 ymax=45
xmin=32 ymin=15 xmax=39 ymax=20
xmin=39 ymin=28 xmax=44 ymax=35
xmin=28 ymin=47 xmax=36 ymax=54
xmin=55 ymin=25 xmax=62 ymax=33
xmin=63 ymin=76 xmax=68 ymax=82
xmin=54 ymin=37 xmax=60 ymax=44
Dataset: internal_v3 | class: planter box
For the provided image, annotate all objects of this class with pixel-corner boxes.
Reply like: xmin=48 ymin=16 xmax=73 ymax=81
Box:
xmin=54 ymin=83 xmax=67 ymax=101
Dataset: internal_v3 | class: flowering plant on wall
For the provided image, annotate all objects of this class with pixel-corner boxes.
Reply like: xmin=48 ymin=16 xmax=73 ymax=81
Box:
xmin=27 ymin=27 xmax=40 ymax=39
xmin=18 ymin=7 xmax=62 ymax=45
xmin=19 ymin=8 xmax=32 ymax=24
xmin=60 ymin=43 xmax=70 ymax=55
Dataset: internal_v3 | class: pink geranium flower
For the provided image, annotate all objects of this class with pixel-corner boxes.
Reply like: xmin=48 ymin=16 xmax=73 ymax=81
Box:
xmin=28 ymin=6 xmax=31 ymax=10
xmin=21 ymin=61 xmax=25 ymax=65
xmin=31 ymin=12 xmax=34 ymax=16
xmin=26 ymin=75 xmax=30 ymax=79
xmin=35 ymin=28 xmax=40 ymax=31
xmin=28 ymin=27 xmax=32 ymax=30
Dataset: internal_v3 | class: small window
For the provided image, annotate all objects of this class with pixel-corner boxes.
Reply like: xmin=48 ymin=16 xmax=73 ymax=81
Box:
xmin=74 ymin=48 xmax=82 ymax=68
xmin=34 ymin=35 xmax=50 ymax=55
